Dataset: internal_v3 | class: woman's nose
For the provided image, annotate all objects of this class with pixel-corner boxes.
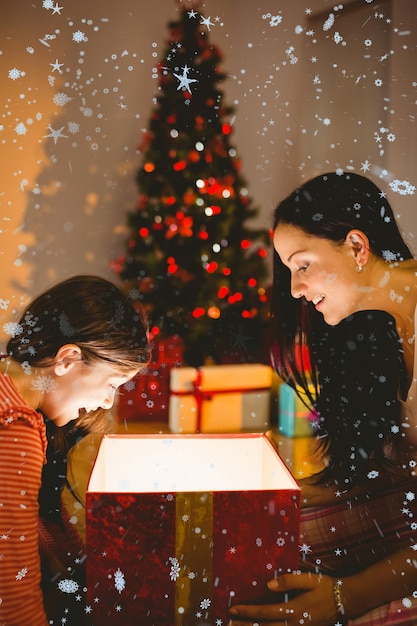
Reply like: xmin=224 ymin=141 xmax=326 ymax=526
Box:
xmin=290 ymin=274 xmax=305 ymax=299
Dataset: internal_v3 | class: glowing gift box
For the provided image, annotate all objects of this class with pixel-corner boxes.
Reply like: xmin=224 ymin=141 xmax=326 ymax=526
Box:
xmin=86 ymin=433 xmax=300 ymax=626
xmin=169 ymin=363 xmax=273 ymax=433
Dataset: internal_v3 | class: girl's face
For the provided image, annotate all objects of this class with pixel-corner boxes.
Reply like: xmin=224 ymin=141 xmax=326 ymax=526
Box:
xmin=273 ymin=223 xmax=364 ymax=326
xmin=39 ymin=356 xmax=136 ymax=426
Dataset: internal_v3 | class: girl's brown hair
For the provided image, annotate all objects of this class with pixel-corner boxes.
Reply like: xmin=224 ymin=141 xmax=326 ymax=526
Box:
xmin=6 ymin=274 xmax=150 ymax=373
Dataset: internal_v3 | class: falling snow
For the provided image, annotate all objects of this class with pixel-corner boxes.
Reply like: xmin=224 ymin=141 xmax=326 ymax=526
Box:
xmin=3 ymin=322 xmax=23 ymax=337
xmin=31 ymin=375 xmax=58 ymax=393
xmin=200 ymin=598 xmax=211 ymax=610
xmin=389 ymin=179 xmax=416 ymax=195
xmin=14 ymin=123 xmax=28 ymax=135
xmin=15 ymin=566 xmax=28 ymax=581
xmin=169 ymin=556 xmax=180 ymax=581
xmin=114 ymin=568 xmax=126 ymax=593
xmin=58 ymin=579 xmax=80 ymax=593
xmin=8 ymin=68 xmax=24 ymax=80
xmin=53 ymin=92 xmax=72 ymax=106
xmin=72 ymin=30 xmax=86 ymax=43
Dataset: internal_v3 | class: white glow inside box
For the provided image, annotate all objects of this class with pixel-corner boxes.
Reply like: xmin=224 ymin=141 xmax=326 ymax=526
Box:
xmin=87 ymin=433 xmax=299 ymax=494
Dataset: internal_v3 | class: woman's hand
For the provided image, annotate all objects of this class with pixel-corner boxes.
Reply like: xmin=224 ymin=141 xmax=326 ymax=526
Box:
xmin=229 ymin=572 xmax=340 ymax=625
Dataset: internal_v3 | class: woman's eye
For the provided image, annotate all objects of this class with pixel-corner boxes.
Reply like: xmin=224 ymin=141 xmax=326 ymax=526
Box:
xmin=298 ymin=264 xmax=309 ymax=272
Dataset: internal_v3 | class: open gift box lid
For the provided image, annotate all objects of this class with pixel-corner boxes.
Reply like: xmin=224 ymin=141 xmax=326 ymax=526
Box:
xmin=87 ymin=432 xmax=299 ymax=493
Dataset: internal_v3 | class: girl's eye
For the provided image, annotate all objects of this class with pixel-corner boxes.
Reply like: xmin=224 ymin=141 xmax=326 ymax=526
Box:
xmin=298 ymin=264 xmax=309 ymax=272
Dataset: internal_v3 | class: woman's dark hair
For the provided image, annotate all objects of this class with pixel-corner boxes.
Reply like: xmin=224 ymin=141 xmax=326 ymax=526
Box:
xmin=270 ymin=172 xmax=413 ymax=485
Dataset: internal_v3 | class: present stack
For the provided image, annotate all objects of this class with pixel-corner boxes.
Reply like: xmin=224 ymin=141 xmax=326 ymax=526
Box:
xmin=278 ymin=382 xmax=315 ymax=437
xmin=278 ymin=344 xmax=315 ymax=438
xmin=169 ymin=363 xmax=273 ymax=433
xmin=117 ymin=334 xmax=183 ymax=422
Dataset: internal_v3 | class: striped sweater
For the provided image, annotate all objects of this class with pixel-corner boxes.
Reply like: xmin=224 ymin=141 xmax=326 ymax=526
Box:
xmin=0 ymin=372 xmax=48 ymax=626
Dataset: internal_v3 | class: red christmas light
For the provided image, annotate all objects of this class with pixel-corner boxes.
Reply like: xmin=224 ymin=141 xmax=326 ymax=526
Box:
xmin=192 ymin=307 xmax=205 ymax=318
xmin=247 ymin=277 xmax=257 ymax=287
xmin=217 ymin=286 xmax=229 ymax=298
xmin=109 ymin=256 xmax=125 ymax=274
xmin=163 ymin=196 xmax=176 ymax=205
xmin=258 ymin=248 xmax=267 ymax=258
xmin=167 ymin=262 xmax=178 ymax=274
xmin=207 ymin=181 xmax=220 ymax=195
xmin=188 ymin=151 xmax=200 ymax=163
xmin=165 ymin=212 xmax=193 ymax=238
xmin=228 ymin=292 xmax=243 ymax=304
xmin=205 ymin=261 xmax=218 ymax=273
xmin=241 ymin=239 xmax=251 ymax=249
xmin=222 ymin=267 xmax=231 ymax=276
xmin=139 ymin=227 xmax=149 ymax=237
xmin=173 ymin=160 xmax=187 ymax=171
xmin=144 ymin=162 xmax=155 ymax=173
xmin=222 ymin=123 xmax=232 ymax=135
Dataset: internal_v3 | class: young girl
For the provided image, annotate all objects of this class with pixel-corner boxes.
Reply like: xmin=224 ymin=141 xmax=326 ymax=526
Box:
xmin=0 ymin=274 xmax=149 ymax=625
xmin=230 ymin=172 xmax=417 ymax=625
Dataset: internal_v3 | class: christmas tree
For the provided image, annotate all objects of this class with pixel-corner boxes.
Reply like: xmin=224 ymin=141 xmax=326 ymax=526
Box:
xmin=113 ymin=3 xmax=270 ymax=366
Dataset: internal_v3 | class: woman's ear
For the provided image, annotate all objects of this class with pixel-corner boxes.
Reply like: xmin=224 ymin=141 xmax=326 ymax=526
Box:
xmin=53 ymin=344 xmax=83 ymax=376
xmin=346 ymin=229 xmax=370 ymax=268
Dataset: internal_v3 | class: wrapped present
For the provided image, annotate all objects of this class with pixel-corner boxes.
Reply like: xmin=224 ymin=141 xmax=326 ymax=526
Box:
xmin=169 ymin=363 xmax=272 ymax=433
xmin=117 ymin=334 xmax=183 ymax=422
xmin=278 ymin=382 xmax=315 ymax=438
xmin=86 ymin=433 xmax=300 ymax=626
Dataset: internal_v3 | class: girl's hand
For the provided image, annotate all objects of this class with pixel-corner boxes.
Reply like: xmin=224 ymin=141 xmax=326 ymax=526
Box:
xmin=229 ymin=572 xmax=340 ymax=626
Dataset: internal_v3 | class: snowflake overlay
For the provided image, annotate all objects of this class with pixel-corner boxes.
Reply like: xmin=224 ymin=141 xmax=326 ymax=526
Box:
xmin=58 ymin=578 xmax=79 ymax=593
xmin=169 ymin=556 xmax=180 ymax=581
xmin=31 ymin=375 xmax=58 ymax=393
xmin=114 ymin=568 xmax=126 ymax=593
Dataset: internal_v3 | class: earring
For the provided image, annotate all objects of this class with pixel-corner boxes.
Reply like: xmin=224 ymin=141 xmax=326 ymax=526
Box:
xmin=356 ymin=264 xmax=363 ymax=272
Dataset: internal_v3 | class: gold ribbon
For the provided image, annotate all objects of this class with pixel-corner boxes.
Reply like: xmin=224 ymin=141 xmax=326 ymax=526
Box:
xmin=175 ymin=491 xmax=213 ymax=625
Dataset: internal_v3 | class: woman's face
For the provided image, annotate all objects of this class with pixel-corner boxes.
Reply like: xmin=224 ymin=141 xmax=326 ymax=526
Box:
xmin=273 ymin=223 xmax=364 ymax=326
xmin=39 ymin=357 xmax=136 ymax=426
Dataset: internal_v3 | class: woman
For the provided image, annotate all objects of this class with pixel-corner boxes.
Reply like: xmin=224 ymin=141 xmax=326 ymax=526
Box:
xmin=230 ymin=172 xmax=417 ymax=625
xmin=0 ymin=274 xmax=149 ymax=625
